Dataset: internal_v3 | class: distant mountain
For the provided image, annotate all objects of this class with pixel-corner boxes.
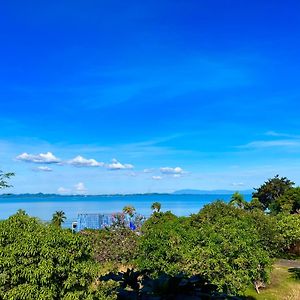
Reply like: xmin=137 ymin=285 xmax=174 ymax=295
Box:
xmin=173 ymin=189 xmax=253 ymax=195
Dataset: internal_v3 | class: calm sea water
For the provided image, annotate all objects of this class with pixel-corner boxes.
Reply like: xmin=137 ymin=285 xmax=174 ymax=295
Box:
xmin=0 ymin=194 xmax=252 ymax=227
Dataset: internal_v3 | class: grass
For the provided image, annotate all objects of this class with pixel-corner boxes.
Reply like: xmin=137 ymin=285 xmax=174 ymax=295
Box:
xmin=245 ymin=264 xmax=300 ymax=300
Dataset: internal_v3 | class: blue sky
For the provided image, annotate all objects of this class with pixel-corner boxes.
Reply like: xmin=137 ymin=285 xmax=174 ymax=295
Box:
xmin=1 ymin=0 xmax=300 ymax=194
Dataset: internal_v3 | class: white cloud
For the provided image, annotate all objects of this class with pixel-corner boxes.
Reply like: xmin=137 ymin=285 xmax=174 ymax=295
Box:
xmin=160 ymin=167 xmax=183 ymax=174
xmin=152 ymin=176 xmax=162 ymax=180
xmin=68 ymin=155 xmax=104 ymax=167
xmin=34 ymin=166 xmax=52 ymax=172
xmin=143 ymin=168 xmax=154 ymax=173
xmin=57 ymin=187 xmax=71 ymax=194
xmin=75 ymin=182 xmax=87 ymax=194
xmin=16 ymin=152 xmax=60 ymax=164
xmin=231 ymin=182 xmax=245 ymax=187
xmin=173 ymin=174 xmax=181 ymax=178
xmin=107 ymin=158 xmax=134 ymax=170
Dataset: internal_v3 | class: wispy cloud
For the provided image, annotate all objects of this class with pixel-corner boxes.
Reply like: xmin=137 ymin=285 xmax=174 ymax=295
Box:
xmin=16 ymin=152 xmax=61 ymax=164
xmin=241 ymin=139 xmax=300 ymax=149
xmin=240 ymin=130 xmax=300 ymax=150
xmin=68 ymin=155 xmax=104 ymax=167
xmin=74 ymin=56 xmax=252 ymax=111
xmin=265 ymin=131 xmax=300 ymax=139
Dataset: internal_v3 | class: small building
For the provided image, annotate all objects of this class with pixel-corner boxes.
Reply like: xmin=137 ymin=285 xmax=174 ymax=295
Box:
xmin=74 ymin=212 xmax=144 ymax=232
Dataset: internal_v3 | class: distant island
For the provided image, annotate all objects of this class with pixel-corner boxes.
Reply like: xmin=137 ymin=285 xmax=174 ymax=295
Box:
xmin=0 ymin=190 xmax=253 ymax=197
xmin=173 ymin=189 xmax=253 ymax=195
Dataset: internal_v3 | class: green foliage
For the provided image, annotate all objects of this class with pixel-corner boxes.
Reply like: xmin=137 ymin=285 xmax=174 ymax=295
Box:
xmin=137 ymin=212 xmax=189 ymax=276
xmin=275 ymin=214 xmax=300 ymax=253
xmin=122 ymin=206 xmax=136 ymax=218
xmin=0 ymin=211 xmax=101 ymax=299
xmin=100 ymin=269 xmax=240 ymax=299
xmin=51 ymin=210 xmax=66 ymax=227
xmin=245 ymin=197 xmax=264 ymax=211
xmin=246 ymin=210 xmax=281 ymax=256
xmin=188 ymin=202 xmax=272 ymax=295
xmin=0 ymin=170 xmax=14 ymax=189
xmin=253 ymin=175 xmax=294 ymax=211
xmin=229 ymin=192 xmax=247 ymax=209
xmin=151 ymin=202 xmax=161 ymax=213
xmin=3 ymin=175 xmax=298 ymax=298
xmin=288 ymin=268 xmax=300 ymax=280
xmin=82 ymin=227 xmax=138 ymax=266
xmin=270 ymin=187 xmax=300 ymax=214
xmin=138 ymin=202 xmax=272 ymax=295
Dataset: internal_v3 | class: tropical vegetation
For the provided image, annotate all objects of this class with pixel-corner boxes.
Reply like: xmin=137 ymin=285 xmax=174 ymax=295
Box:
xmin=51 ymin=210 xmax=67 ymax=227
xmin=1 ymin=173 xmax=300 ymax=299
xmin=0 ymin=170 xmax=14 ymax=189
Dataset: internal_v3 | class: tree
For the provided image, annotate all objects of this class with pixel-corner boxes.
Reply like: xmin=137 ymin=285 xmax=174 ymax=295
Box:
xmin=51 ymin=210 xmax=66 ymax=227
xmin=138 ymin=203 xmax=272 ymax=295
xmin=189 ymin=202 xmax=272 ymax=295
xmin=253 ymin=175 xmax=294 ymax=211
xmin=137 ymin=212 xmax=189 ymax=276
xmin=100 ymin=269 xmax=240 ymax=299
xmin=246 ymin=209 xmax=281 ymax=256
xmin=246 ymin=197 xmax=264 ymax=211
xmin=0 ymin=211 xmax=101 ymax=299
xmin=229 ymin=192 xmax=247 ymax=209
xmin=122 ymin=205 xmax=136 ymax=218
xmin=276 ymin=214 xmax=300 ymax=254
xmin=0 ymin=170 xmax=14 ymax=189
xmin=151 ymin=201 xmax=161 ymax=213
xmin=82 ymin=227 xmax=138 ymax=266
xmin=270 ymin=187 xmax=300 ymax=214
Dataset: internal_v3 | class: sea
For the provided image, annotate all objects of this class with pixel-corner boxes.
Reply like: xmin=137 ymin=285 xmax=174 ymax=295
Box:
xmin=0 ymin=193 xmax=252 ymax=228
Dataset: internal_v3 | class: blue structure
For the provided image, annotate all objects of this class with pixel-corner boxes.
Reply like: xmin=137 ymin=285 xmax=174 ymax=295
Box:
xmin=74 ymin=213 xmax=144 ymax=232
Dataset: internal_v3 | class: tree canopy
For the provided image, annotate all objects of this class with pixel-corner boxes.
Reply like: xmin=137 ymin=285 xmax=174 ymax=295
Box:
xmin=137 ymin=203 xmax=272 ymax=295
xmin=0 ymin=211 xmax=102 ymax=299
xmin=151 ymin=202 xmax=161 ymax=213
xmin=51 ymin=210 xmax=66 ymax=227
xmin=122 ymin=205 xmax=136 ymax=218
xmin=0 ymin=170 xmax=14 ymax=189
xmin=270 ymin=187 xmax=300 ymax=214
xmin=229 ymin=192 xmax=247 ymax=209
xmin=253 ymin=175 xmax=294 ymax=211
